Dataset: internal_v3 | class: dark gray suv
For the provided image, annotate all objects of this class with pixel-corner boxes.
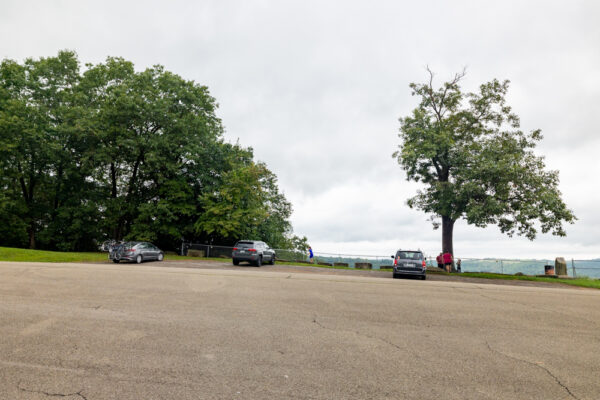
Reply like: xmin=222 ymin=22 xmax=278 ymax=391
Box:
xmin=232 ymin=240 xmax=275 ymax=266
xmin=391 ymin=250 xmax=426 ymax=280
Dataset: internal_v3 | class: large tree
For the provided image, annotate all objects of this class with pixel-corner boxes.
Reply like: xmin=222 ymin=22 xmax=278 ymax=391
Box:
xmin=0 ymin=51 xmax=87 ymax=249
xmin=80 ymin=58 xmax=225 ymax=243
xmin=194 ymin=153 xmax=295 ymax=249
xmin=394 ymin=69 xmax=576 ymax=257
xmin=0 ymin=51 xmax=304 ymax=252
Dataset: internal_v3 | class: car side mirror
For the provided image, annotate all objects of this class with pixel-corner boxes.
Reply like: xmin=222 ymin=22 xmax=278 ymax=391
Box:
xmin=390 ymin=255 xmax=394 ymax=259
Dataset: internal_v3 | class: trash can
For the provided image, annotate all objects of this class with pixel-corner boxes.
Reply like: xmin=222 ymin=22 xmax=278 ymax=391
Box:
xmin=544 ymin=265 xmax=555 ymax=275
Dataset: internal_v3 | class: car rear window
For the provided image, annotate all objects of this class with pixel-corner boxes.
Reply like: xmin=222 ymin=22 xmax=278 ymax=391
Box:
xmin=397 ymin=251 xmax=423 ymax=260
xmin=236 ymin=241 xmax=255 ymax=248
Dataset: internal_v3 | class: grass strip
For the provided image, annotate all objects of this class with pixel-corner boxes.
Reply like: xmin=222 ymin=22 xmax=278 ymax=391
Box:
xmin=0 ymin=247 xmax=108 ymax=263
xmin=456 ymin=271 xmax=600 ymax=289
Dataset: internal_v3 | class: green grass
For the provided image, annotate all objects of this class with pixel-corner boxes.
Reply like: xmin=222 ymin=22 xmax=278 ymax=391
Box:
xmin=1 ymin=246 xmax=598 ymax=289
xmin=455 ymin=271 xmax=600 ymax=289
xmin=0 ymin=247 xmax=233 ymax=263
xmin=0 ymin=246 xmax=108 ymax=263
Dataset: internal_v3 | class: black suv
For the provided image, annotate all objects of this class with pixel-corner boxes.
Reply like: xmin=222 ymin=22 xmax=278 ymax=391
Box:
xmin=391 ymin=250 xmax=426 ymax=280
xmin=232 ymin=240 xmax=276 ymax=267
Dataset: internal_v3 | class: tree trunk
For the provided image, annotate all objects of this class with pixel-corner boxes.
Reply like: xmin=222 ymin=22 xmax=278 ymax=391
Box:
xmin=110 ymin=162 xmax=117 ymax=198
xmin=28 ymin=222 xmax=36 ymax=249
xmin=442 ymin=215 xmax=455 ymax=257
xmin=115 ymin=220 xmax=124 ymax=241
xmin=53 ymin=164 xmax=63 ymax=211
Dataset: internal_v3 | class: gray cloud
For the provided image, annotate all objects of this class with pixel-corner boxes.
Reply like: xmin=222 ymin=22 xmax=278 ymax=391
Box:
xmin=1 ymin=0 xmax=598 ymax=258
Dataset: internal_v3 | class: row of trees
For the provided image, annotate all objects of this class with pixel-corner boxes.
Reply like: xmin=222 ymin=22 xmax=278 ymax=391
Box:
xmin=0 ymin=51 xmax=305 ymax=252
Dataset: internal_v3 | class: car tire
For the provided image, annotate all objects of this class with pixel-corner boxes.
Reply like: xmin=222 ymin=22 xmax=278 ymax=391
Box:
xmin=256 ymin=256 xmax=262 ymax=267
xmin=113 ymin=259 xmax=120 ymax=264
xmin=157 ymin=253 xmax=164 ymax=261
xmin=421 ymin=275 xmax=427 ymax=280
xmin=136 ymin=255 xmax=142 ymax=264
xmin=392 ymin=273 xmax=398 ymax=279
xmin=269 ymin=256 xmax=275 ymax=265
xmin=233 ymin=259 xmax=239 ymax=266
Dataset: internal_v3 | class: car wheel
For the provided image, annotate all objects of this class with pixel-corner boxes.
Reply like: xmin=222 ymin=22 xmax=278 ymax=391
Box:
xmin=256 ymin=256 xmax=262 ymax=267
xmin=392 ymin=273 xmax=398 ymax=279
xmin=136 ymin=255 xmax=142 ymax=264
xmin=269 ymin=256 xmax=275 ymax=265
xmin=112 ymin=259 xmax=120 ymax=264
xmin=157 ymin=253 xmax=164 ymax=261
xmin=421 ymin=275 xmax=427 ymax=280
xmin=233 ymin=259 xmax=239 ymax=266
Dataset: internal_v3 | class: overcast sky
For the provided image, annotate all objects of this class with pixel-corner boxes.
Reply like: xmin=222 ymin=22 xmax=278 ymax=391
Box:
xmin=2 ymin=0 xmax=599 ymax=259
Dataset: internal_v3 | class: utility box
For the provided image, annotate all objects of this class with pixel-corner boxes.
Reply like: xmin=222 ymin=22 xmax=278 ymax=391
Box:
xmin=555 ymin=257 xmax=567 ymax=276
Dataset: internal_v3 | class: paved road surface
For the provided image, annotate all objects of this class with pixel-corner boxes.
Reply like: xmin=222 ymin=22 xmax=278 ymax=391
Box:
xmin=1 ymin=261 xmax=599 ymax=399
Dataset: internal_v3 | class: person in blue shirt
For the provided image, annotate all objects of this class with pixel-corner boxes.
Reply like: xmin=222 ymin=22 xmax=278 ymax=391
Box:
xmin=308 ymin=246 xmax=314 ymax=263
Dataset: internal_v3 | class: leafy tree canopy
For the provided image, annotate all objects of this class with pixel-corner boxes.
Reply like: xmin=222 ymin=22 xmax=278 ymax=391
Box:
xmin=0 ymin=51 xmax=304 ymax=251
xmin=394 ymin=68 xmax=576 ymax=256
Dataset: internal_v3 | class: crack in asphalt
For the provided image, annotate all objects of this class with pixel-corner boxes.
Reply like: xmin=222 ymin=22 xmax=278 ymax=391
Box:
xmin=485 ymin=342 xmax=579 ymax=400
xmin=18 ymin=381 xmax=88 ymax=399
xmin=312 ymin=317 xmax=404 ymax=351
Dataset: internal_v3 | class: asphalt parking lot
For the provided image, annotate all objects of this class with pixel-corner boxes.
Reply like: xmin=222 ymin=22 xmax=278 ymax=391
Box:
xmin=1 ymin=261 xmax=599 ymax=399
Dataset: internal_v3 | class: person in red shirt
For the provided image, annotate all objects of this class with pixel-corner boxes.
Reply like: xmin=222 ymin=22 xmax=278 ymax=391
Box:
xmin=436 ymin=253 xmax=443 ymax=270
xmin=442 ymin=252 xmax=453 ymax=273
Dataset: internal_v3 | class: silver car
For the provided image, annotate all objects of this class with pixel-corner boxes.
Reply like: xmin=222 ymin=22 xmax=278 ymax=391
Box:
xmin=391 ymin=249 xmax=426 ymax=280
xmin=109 ymin=241 xmax=164 ymax=264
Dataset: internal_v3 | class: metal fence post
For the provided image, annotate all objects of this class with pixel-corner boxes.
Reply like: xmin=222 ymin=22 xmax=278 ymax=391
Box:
xmin=501 ymin=260 xmax=504 ymax=275
xmin=572 ymin=258 xmax=576 ymax=278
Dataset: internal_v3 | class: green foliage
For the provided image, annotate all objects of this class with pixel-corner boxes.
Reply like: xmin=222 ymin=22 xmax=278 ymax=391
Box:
xmin=195 ymin=157 xmax=296 ymax=249
xmin=0 ymin=51 xmax=301 ymax=251
xmin=394 ymin=69 xmax=575 ymax=249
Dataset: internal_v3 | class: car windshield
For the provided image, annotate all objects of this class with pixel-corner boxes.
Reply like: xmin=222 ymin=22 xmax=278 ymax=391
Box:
xmin=397 ymin=252 xmax=422 ymax=260
xmin=236 ymin=241 xmax=255 ymax=248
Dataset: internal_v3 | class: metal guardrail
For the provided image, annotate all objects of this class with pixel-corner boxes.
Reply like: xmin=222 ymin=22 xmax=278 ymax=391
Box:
xmin=571 ymin=259 xmax=600 ymax=279
xmin=443 ymin=258 xmax=600 ymax=279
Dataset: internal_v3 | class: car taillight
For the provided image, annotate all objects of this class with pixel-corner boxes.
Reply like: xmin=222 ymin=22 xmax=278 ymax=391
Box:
xmin=125 ymin=249 xmax=134 ymax=252
xmin=422 ymin=260 xmax=426 ymax=269
xmin=394 ymin=257 xmax=397 ymax=266
xmin=233 ymin=247 xmax=238 ymax=251
xmin=248 ymin=249 xmax=257 ymax=252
